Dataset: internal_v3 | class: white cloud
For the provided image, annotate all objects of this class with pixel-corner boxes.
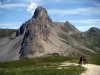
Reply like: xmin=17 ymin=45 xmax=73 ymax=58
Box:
xmin=0 ymin=0 xmax=39 ymax=14
xmin=68 ymin=19 xmax=100 ymax=31
xmin=94 ymin=3 xmax=100 ymax=6
xmin=76 ymin=25 xmax=100 ymax=32
xmin=26 ymin=0 xmax=42 ymax=3
xmin=45 ymin=0 xmax=83 ymax=4
xmin=26 ymin=0 xmax=43 ymax=14
xmin=47 ymin=0 xmax=65 ymax=3
xmin=0 ymin=22 xmax=21 ymax=29
xmin=0 ymin=0 xmax=40 ymax=14
xmin=48 ymin=7 xmax=100 ymax=16
xmin=0 ymin=3 xmax=27 ymax=8
xmin=27 ymin=1 xmax=38 ymax=15
xmin=70 ymin=19 xmax=100 ymax=24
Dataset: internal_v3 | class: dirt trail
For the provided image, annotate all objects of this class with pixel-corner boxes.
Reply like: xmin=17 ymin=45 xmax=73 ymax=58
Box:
xmin=60 ymin=62 xmax=100 ymax=75
xmin=81 ymin=64 xmax=100 ymax=75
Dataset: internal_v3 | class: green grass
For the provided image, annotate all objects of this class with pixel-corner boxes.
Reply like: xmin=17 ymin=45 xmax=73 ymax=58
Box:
xmin=0 ymin=65 xmax=85 ymax=75
xmin=76 ymin=47 xmax=100 ymax=65
xmin=0 ymin=56 xmax=85 ymax=75
xmin=72 ymin=32 xmax=100 ymax=52
xmin=1 ymin=55 xmax=100 ymax=75
xmin=0 ymin=56 xmax=78 ymax=68
xmin=75 ymin=46 xmax=100 ymax=65
xmin=58 ymin=33 xmax=70 ymax=41
xmin=89 ymin=54 xmax=100 ymax=65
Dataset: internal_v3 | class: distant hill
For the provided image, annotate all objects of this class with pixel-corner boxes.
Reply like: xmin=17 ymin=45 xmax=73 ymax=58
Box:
xmin=72 ymin=27 xmax=100 ymax=53
xmin=0 ymin=29 xmax=16 ymax=38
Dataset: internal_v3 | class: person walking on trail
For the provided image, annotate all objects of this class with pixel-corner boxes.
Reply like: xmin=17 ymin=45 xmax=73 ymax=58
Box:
xmin=79 ymin=56 xmax=83 ymax=65
xmin=79 ymin=56 xmax=87 ymax=65
xmin=83 ymin=56 xmax=87 ymax=65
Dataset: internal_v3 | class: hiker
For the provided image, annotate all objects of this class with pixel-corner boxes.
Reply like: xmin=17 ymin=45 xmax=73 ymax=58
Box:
xmin=83 ymin=56 xmax=87 ymax=65
xmin=79 ymin=56 xmax=83 ymax=65
xmin=79 ymin=55 xmax=87 ymax=65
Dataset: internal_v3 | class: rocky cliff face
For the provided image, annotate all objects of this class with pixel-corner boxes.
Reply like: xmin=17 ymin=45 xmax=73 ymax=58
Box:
xmin=32 ymin=6 xmax=53 ymax=23
xmin=18 ymin=6 xmax=80 ymax=59
xmin=60 ymin=21 xmax=80 ymax=35
xmin=0 ymin=6 xmax=99 ymax=61
xmin=19 ymin=6 xmax=52 ymax=59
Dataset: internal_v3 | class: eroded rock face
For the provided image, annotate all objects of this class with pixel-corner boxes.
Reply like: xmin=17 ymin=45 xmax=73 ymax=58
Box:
xmin=19 ymin=6 xmax=52 ymax=59
xmin=18 ymin=6 xmax=82 ymax=59
xmin=16 ymin=24 xmax=25 ymax=37
xmin=32 ymin=6 xmax=53 ymax=23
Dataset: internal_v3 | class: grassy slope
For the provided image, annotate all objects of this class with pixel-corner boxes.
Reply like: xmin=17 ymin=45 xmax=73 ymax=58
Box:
xmin=72 ymin=32 xmax=100 ymax=52
xmin=0 ymin=55 xmax=100 ymax=75
xmin=76 ymin=47 xmax=94 ymax=56
xmin=0 ymin=56 xmax=85 ymax=75
xmin=89 ymin=54 xmax=100 ymax=65
xmin=58 ymin=33 xmax=95 ymax=57
xmin=58 ymin=33 xmax=100 ymax=65
xmin=0 ymin=66 xmax=85 ymax=75
xmin=0 ymin=56 xmax=78 ymax=68
xmin=0 ymin=65 xmax=85 ymax=75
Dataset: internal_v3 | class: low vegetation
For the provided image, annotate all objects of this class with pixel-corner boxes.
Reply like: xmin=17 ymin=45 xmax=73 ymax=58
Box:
xmin=0 ymin=56 xmax=85 ymax=75
xmin=0 ymin=56 xmax=78 ymax=68
xmin=0 ymin=55 xmax=99 ymax=75
xmin=89 ymin=54 xmax=100 ymax=65
xmin=0 ymin=29 xmax=16 ymax=38
xmin=71 ymin=32 xmax=100 ymax=53
xmin=76 ymin=47 xmax=100 ymax=65
xmin=0 ymin=65 xmax=85 ymax=75
xmin=76 ymin=47 xmax=94 ymax=56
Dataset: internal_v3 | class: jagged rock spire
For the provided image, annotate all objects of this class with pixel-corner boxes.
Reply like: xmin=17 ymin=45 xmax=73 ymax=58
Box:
xmin=32 ymin=6 xmax=52 ymax=23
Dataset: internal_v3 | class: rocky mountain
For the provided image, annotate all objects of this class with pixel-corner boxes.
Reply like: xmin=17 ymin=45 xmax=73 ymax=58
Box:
xmin=0 ymin=6 xmax=100 ymax=61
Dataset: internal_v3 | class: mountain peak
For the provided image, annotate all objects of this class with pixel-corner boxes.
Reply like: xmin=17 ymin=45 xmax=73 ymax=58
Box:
xmin=32 ymin=6 xmax=52 ymax=22
xmin=32 ymin=6 xmax=47 ymax=18
xmin=88 ymin=27 xmax=100 ymax=35
xmin=89 ymin=27 xmax=100 ymax=32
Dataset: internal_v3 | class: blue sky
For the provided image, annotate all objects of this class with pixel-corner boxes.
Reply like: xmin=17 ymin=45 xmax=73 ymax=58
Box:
xmin=0 ymin=0 xmax=100 ymax=31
